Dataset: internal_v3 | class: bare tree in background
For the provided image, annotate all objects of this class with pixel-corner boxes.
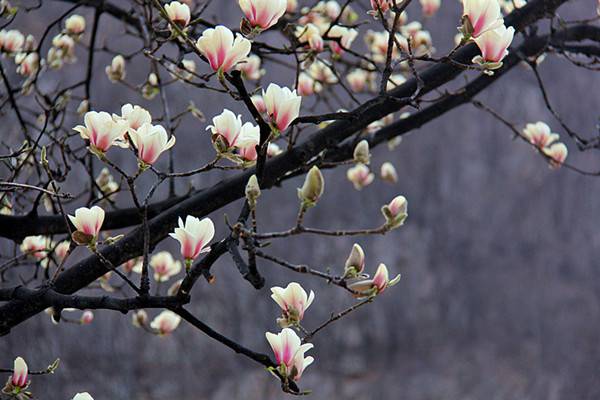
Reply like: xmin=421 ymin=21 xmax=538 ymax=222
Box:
xmin=0 ymin=0 xmax=599 ymax=398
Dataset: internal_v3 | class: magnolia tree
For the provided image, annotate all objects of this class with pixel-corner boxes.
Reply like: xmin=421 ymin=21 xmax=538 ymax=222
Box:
xmin=0 ymin=0 xmax=598 ymax=397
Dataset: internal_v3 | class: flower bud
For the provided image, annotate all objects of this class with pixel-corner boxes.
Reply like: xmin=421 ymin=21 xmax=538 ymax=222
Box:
xmin=344 ymin=243 xmax=365 ymax=278
xmin=381 ymin=195 xmax=407 ymax=229
xmin=380 ymin=162 xmax=398 ymax=184
xmin=353 ymin=140 xmax=370 ymax=164
xmin=80 ymin=310 xmax=94 ymax=325
xmin=72 ymin=393 xmax=94 ymax=400
xmin=132 ymin=310 xmax=148 ymax=328
xmin=11 ymin=357 xmax=28 ymax=388
xmin=245 ymin=174 xmax=261 ymax=210
xmin=297 ymin=166 xmax=324 ymax=208
xmin=105 ymin=55 xmax=126 ymax=82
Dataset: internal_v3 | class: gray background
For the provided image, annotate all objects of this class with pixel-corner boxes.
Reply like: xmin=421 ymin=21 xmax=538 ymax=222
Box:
xmin=1 ymin=0 xmax=600 ymax=399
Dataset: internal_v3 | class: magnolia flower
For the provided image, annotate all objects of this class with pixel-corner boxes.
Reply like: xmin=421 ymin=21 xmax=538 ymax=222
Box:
xmin=51 ymin=33 xmax=75 ymax=60
xmin=328 ymin=26 xmax=358 ymax=56
xmin=206 ymin=109 xmax=259 ymax=160
xmin=380 ymin=162 xmax=398 ymax=183
xmin=65 ymin=15 xmax=86 ymax=35
xmin=170 ymin=58 xmax=196 ymax=80
xmin=308 ymin=60 xmax=337 ymax=84
xmin=169 ymin=215 xmax=215 ymax=265
xmin=73 ymin=111 xmax=128 ymax=153
xmin=461 ymin=0 xmax=503 ymax=38
xmin=263 ymin=83 xmax=302 ymax=132
xmin=347 ymin=164 xmax=374 ymax=190
xmin=353 ymin=140 xmax=370 ymax=164
xmin=472 ymin=25 xmax=515 ymax=69
xmin=265 ymin=328 xmax=314 ymax=381
xmin=543 ymin=142 xmax=568 ymax=168
xmin=271 ymin=282 xmax=315 ymax=327
xmin=80 ymin=310 xmax=94 ymax=324
xmin=382 ymin=195 xmax=407 ymax=229
xmin=11 ymin=357 xmax=28 ymax=389
xmin=168 ymin=279 xmax=183 ymax=296
xmin=15 ymin=52 xmax=39 ymax=77
xmin=68 ymin=205 xmax=105 ymax=244
xmin=522 ymin=122 xmax=559 ymax=149
xmin=239 ymin=0 xmax=287 ymax=31
xmin=0 ymin=29 xmax=24 ymax=53
xmin=251 ymin=95 xmax=267 ymax=114
xmin=20 ymin=236 xmax=48 ymax=260
xmin=286 ymin=0 xmax=298 ymax=12
xmin=96 ymin=167 xmax=119 ymax=198
xmin=129 ymin=123 xmax=176 ymax=166
xmin=237 ymin=54 xmax=264 ymax=80
xmin=150 ymin=310 xmax=181 ymax=335
xmin=296 ymin=23 xmax=324 ymax=52
xmin=106 ymin=55 xmax=126 ymax=82
xmin=72 ymin=393 xmax=94 ymax=400
xmin=150 ymin=251 xmax=182 ymax=282
xmin=245 ymin=174 xmax=261 ymax=209
xmin=164 ymin=1 xmax=191 ymax=28
xmin=196 ymin=25 xmax=251 ymax=73
xmin=344 ymin=243 xmax=365 ymax=278
xmin=117 ymin=103 xmax=152 ymax=132
xmin=366 ymin=30 xmax=404 ymax=63
xmin=297 ymin=72 xmax=321 ymax=96
xmin=420 ymin=0 xmax=440 ymax=16
xmin=348 ymin=263 xmax=400 ymax=297
xmin=53 ymin=240 xmax=70 ymax=261
xmin=316 ymin=0 xmax=341 ymax=19
xmin=132 ymin=310 xmax=148 ymax=328
xmin=298 ymin=166 xmax=324 ymax=207
xmin=346 ymin=69 xmax=371 ymax=93
xmin=370 ymin=0 xmax=392 ymax=15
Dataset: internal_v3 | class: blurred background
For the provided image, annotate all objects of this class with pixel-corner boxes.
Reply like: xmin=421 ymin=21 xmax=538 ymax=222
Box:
xmin=1 ymin=0 xmax=600 ymax=399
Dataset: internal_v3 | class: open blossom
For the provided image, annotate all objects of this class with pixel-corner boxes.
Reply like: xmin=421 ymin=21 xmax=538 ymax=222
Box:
xmin=346 ymin=69 xmax=372 ymax=93
xmin=11 ymin=357 xmax=28 ymax=389
xmin=328 ymin=26 xmax=358 ymax=56
xmin=151 ymin=251 xmax=182 ymax=282
xmin=106 ymin=55 xmax=126 ymax=82
xmin=298 ymin=72 xmax=321 ymax=96
xmin=382 ymin=195 xmax=408 ymax=229
xmin=80 ymin=310 xmax=94 ymax=324
xmin=72 ymin=393 xmax=94 ymax=400
xmin=420 ymin=0 xmax=441 ymax=16
xmin=366 ymin=30 xmax=404 ymax=63
xmin=132 ymin=310 xmax=148 ymax=328
xmin=462 ymin=0 xmax=503 ymax=38
xmin=309 ymin=60 xmax=337 ymax=84
xmin=151 ymin=310 xmax=181 ymax=335
xmin=263 ymin=83 xmax=302 ymax=132
xmin=73 ymin=111 xmax=128 ymax=153
xmin=20 ymin=236 xmax=48 ymax=260
xmin=522 ymin=122 xmax=559 ymax=149
xmin=116 ymin=103 xmax=152 ymax=132
xmin=196 ymin=25 xmax=251 ymax=73
xmin=370 ymin=0 xmax=392 ymax=15
xmin=348 ymin=263 xmax=401 ymax=297
xmin=271 ymin=282 xmax=315 ymax=327
xmin=347 ymin=164 xmax=374 ymax=190
xmin=380 ymin=162 xmax=398 ymax=183
xmin=266 ymin=328 xmax=314 ymax=381
xmin=169 ymin=215 xmax=215 ymax=264
xmin=236 ymin=54 xmax=264 ymax=80
xmin=344 ymin=243 xmax=365 ymax=278
xmin=15 ymin=52 xmax=39 ymax=77
xmin=543 ymin=142 xmax=568 ymax=168
xmin=0 ymin=29 xmax=24 ymax=53
xmin=53 ymin=240 xmax=70 ymax=261
xmin=472 ymin=25 xmax=514 ymax=69
xmin=296 ymin=23 xmax=324 ymax=52
xmin=206 ymin=109 xmax=259 ymax=161
xmin=239 ymin=0 xmax=287 ymax=31
xmin=129 ymin=123 xmax=176 ymax=166
xmin=68 ymin=206 xmax=105 ymax=243
xmin=65 ymin=15 xmax=86 ymax=35
xmin=164 ymin=1 xmax=191 ymax=28
xmin=251 ymin=95 xmax=266 ymax=114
